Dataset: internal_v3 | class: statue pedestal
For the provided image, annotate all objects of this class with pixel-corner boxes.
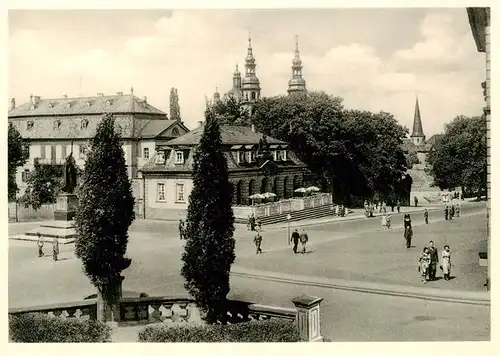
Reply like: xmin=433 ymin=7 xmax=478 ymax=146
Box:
xmin=25 ymin=193 xmax=78 ymax=244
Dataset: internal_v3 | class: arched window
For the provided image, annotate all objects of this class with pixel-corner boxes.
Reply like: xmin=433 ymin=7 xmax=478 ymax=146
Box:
xmin=235 ymin=180 xmax=243 ymax=205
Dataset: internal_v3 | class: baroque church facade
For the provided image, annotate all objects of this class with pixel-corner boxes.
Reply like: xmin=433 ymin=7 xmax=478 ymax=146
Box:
xmin=213 ymin=34 xmax=307 ymax=114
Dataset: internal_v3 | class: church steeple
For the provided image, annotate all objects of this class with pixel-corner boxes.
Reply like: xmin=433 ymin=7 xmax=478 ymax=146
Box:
xmin=232 ymin=64 xmax=241 ymax=89
xmin=241 ymin=30 xmax=261 ymax=106
xmin=411 ymin=97 xmax=426 ymax=145
xmin=288 ymin=34 xmax=307 ymax=95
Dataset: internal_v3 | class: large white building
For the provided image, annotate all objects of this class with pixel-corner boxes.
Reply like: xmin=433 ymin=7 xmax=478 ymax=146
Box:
xmin=8 ymin=88 xmax=189 ymax=199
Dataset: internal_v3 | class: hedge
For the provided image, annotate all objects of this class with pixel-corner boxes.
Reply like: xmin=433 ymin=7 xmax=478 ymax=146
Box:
xmin=138 ymin=319 xmax=300 ymax=342
xmin=9 ymin=313 xmax=111 ymax=343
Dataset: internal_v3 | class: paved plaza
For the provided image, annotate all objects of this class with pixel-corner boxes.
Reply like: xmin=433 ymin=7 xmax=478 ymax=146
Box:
xmin=8 ymin=202 xmax=489 ymax=341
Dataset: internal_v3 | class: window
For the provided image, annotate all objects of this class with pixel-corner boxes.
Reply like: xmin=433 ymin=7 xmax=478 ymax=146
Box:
xmin=22 ymin=169 xmax=30 ymax=183
xmin=282 ymin=150 xmax=287 ymax=161
xmin=105 ymin=100 xmax=112 ymax=106
xmin=79 ymin=145 xmax=87 ymax=159
xmin=53 ymin=120 xmax=61 ymax=130
xmin=144 ymin=147 xmax=150 ymax=160
xmin=40 ymin=145 xmax=46 ymax=159
xmin=176 ymin=183 xmax=185 ymax=203
xmin=157 ymin=182 xmax=166 ymax=202
xmin=81 ymin=119 xmax=89 ymax=129
xmin=237 ymin=151 xmax=246 ymax=164
xmin=251 ymin=91 xmax=256 ymax=100
xmin=273 ymin=151 xmax=278 ymax=161
xmin=247 ymin=151 xmax=256 ymax=162
xmin=155 ymin=151 xmax=165 ymax=164
xmin=175 ymin=151 xmax=184 ymax=164
xmin=27 ymin=121 xmax=34 ymax=130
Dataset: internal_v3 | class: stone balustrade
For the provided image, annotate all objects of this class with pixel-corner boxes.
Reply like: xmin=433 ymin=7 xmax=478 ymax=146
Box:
xmin=9 ymin=295 xmax=324 ymax=342
xmin=9 ymin=300 xmax=98 ymax=321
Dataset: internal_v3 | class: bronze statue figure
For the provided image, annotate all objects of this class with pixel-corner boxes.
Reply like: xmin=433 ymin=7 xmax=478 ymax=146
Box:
xmin=62 ymin=152 xmax=78 ymax=194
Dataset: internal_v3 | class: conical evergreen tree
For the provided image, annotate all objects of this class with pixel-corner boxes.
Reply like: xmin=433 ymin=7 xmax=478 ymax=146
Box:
xmin=181 ymin=108 xmax=235 ymax=324
xmin=74 ymin=113 xmax=135 ymax=320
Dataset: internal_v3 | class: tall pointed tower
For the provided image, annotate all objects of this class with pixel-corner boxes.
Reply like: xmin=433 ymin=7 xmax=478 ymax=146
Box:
xmin=411 ymin=97 xmax=426 ymax=146
xmin=288 ymin=35 xmax=307 ymax=95
xmin=241 ymin=32 xmax=261 ymax=107
xmin=233 ymin=64 xmax=242 ymax=90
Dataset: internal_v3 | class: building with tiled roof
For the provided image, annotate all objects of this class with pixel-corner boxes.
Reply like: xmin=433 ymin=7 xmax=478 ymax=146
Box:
xmin=138 ymin=124 xmax=308 ymax=219
xmin=9 ymin=88 xmax=189 ymax=199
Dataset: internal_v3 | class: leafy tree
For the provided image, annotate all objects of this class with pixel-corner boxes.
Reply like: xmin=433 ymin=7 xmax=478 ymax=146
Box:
xmin=212 ymin=96 xmax=250 ymax=125
xmin=8 ymin=122 xmax=29 ymax=201
xmin=428 ymin=115 xmax=487 ymax=198
xmin=406 ymin=150 xmax=420 ymax=168
xmin=181 ymin=107 xmax=236 ymax=324
xmin=74 ymin=113 xmax=135 ymax=322
xmin=21 ymin=164 xmax=64 ymax=210
xmin=170 ymin=88 xmax=181 ymax=121
xmin=252 ymin=92 xmax=409 ymax=206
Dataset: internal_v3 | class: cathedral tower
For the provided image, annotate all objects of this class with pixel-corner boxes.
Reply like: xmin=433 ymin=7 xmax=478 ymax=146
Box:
xmin=241 ymin=32 xmax=261 ymax=106
xmin=411 ymin=97 xmax=426 ymax=146
xmin=287 ymin=35 xmax=307 ymax=95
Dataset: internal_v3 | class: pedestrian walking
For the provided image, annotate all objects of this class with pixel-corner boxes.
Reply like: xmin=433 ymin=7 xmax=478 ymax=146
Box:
xmin=455 ymin=204 xmax=460 ymax=217
xmin=246 ymin=215 xmax=251 ymax=230
xmin=291 ymin=228 xmax=300 ymax=253
xmin=386 ymin=213 xmax=391 ymax=228
xmin=299 ymin=229 xmax=309 ymax=254
xmin=178 ymin=219 xmax=185 ymax=239
xmin=256 ymin=217 xmax=262 ymax=231
xmin=382 ymin=201 xmax=387 ymax=213
xmin=381 ymin=213 xmax=387 ymax=228
xmin=37 ymin=233 xmax=44 ymax=258
xmin=52 ymin=237 xmax=59 ymax=261
xmin=424 ymin=209 xmax=429 ymax=224
xmin=418 ymin=247 xmax=431 ymax=283
xmin=414 ymin=196 xmax=418 ymax=207
xmin=444 ymin=205 xmax=449 ymax=220
xmin=249 ymin=214 xmax=256 ymax=231
xmin=450 ymin=205 xmax=455 ymax=220
xmin=396 ymin=200 xmax=401 ymax=213
xmin=253 ymin=232 xmax=262 ymax=254
xmin=404 ymin=226 xmax=413 ymax=248
xmin=440 ymin=245 xmax=452 ymax=281
xmin=427 ymin=241 xmax=439 ymax=281
xmin=403 ymin=213 xmax=412 ymax=229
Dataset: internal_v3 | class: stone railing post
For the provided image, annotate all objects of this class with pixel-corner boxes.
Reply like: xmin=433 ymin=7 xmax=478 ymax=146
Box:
xmin=292 ymin=295 xmax=323 ymax=342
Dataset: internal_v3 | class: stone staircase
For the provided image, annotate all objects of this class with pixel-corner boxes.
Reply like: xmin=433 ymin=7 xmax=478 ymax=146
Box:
xmin=258 ymin=204 xmax=336 ymax=226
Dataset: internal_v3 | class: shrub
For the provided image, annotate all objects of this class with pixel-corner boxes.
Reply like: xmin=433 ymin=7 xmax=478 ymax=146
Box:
xmin=138 ymin=319 xmax=300 ymax=343
xmin=9 ymin=313 xmax=111 ymax=343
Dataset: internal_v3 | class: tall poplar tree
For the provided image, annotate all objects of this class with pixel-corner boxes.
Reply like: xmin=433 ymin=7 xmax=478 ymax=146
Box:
xmin=170 ymin=88 xmax=181 ymax=121
xmin=74 ymin=113 xmax=135 ymax=322
xmin=181 ymin=108 xmax=235 ymax=324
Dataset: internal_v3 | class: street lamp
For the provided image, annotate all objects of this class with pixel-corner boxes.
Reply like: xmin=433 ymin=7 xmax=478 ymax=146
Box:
xmin=287 ymin=214 xmax=291 ymax=245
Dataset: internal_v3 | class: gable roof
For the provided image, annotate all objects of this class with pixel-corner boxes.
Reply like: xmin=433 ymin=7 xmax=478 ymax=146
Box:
xmin=138 ymin=120 xmax=177 ymax=138
xmin=8 ymin=94 xmax=166 ymax=117
xmin=165 ymin=125 xmax=286 ymax=146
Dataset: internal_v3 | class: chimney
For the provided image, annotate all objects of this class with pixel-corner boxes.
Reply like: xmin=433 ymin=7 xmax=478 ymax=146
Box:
xmin=143 ymin=96 xmax=147 ymax=103
xmin=10 ymin=98 xmax=15 ymax=111
xmin=63 ymin=94 xmax=68 ymax=99
xmin=251 ymin=124 xmax=255 ymax=133
xmin=97 ymin=93 xmax=104 ymax=97
xmin=198 ymin=121 xmax=203 ymax=128
xmin=117 ymin=92 xmax=123 ymax=96
xmin=31 ymin=95 xmax=41 ymax=106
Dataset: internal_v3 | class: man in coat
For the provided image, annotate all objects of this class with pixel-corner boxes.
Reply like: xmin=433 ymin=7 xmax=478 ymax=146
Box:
xmin=404 ymin=226 xmax=413 ymax=249
xmin=290 ymin=228 xmax=300 ymax=254
xmin=299 ymin=229 xmax=309 ymax=254
xmin=428 ymin=240 xmax=439 ymax=281
xmin=52 ymin=237 xmax=59 ymax=261
xmin=424 ymin=209 xmax=429 ymax=224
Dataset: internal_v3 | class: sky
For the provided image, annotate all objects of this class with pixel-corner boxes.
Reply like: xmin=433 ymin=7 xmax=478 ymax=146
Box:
xmin=8 ymin=8 xmax=486 ymax=135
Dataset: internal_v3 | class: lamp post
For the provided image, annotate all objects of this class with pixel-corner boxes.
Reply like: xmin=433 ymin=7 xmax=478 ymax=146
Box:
xmin=287 ymin=214 xmax=291 ymax=245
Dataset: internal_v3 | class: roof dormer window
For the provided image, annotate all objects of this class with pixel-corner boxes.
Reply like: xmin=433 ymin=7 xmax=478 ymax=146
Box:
xmin=27 ymin=121 xmax=34 ymax=130
xmin=66 ymin=102 xmax=72 ymax=108
xmin=48 ymin=102 xmax=53 ymax=108
xmin=273 ymin=151 xmax=278 ymax=161
xmin=237 ymin=151 xmax=246 ymax=164
xmin=155 ymin=151 xmax=166 ymax=164
xmin=81 ymin=119 xmax=89 ymax=129
xmin=106 ymin=100 xmax=112 ymax=106
xmin=282 ymin=150 xmax=287 ymax=161
xmin=53 ymin=119 xmax=61 ymax=130
xmin=175 ymin=151 xmax=184 ymax=164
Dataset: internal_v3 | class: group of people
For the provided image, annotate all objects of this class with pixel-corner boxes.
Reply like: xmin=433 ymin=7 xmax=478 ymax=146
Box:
xmin=252 ymin=227 xmax=310 ymax=255
xmin=36 ymin=233 xmax=59 ymax=261
xmin=247 ymin=214 xmax=262 ymax=232
xmin=444 ymin=204 xmax=460 ymax=220
xmin=364 ymin=199 xmax=402 ymax=218
xmin=418 ymin=242 xmax=453 ymax=283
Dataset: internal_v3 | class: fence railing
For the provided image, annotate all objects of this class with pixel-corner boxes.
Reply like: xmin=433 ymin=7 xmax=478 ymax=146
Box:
xmin=9 ymin=295 xmax=324 ymax=342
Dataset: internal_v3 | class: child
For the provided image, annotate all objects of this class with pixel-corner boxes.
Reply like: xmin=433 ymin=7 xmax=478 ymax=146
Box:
xmin=386 ymin=213 xmax=391 ymax=229
xmin=253 ymin=232 xmax=262 ymax=254
xmin=418 ymin=247 xmax=431 ymax=283
xmin=441 ymin=245 xmax=452 ymax=280
xmin=37 ymin=233 xmax=44 ymax=258
xmin=381 ymin=213 xmax=387 ymax=228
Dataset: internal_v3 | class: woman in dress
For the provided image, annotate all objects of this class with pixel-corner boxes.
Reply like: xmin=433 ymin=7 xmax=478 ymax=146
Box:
xmin=418 ymin=247 xmax=431 ymax=283
xmin=441 ymin=245 xmax=452 ymax=281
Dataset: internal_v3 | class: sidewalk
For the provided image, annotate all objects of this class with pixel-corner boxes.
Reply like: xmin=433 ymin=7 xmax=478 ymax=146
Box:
xmin=230 ymin=266 xmax=490 ymax=306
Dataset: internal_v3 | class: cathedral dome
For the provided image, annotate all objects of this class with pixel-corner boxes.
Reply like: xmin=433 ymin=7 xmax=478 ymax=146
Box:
xmin=288 ymin=77 xmax=306 ymax=87
xmin=242 ymin=76 xmax=260 ymax=85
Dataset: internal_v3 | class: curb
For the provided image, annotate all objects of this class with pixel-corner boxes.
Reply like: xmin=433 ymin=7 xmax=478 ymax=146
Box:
xmin=231 ymin=269 xmax=490 ymax=307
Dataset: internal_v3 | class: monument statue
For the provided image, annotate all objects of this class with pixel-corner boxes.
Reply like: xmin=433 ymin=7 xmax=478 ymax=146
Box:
xmin=62 ymin=152 xmax=78 ymax=194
